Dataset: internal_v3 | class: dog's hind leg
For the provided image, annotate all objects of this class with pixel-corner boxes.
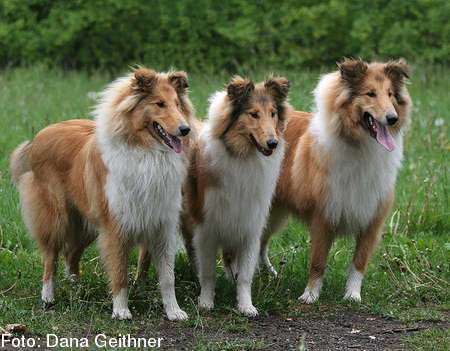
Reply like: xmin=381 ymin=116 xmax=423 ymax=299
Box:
xmin=18 ymin=173 xmax=67 ymax=307
xmin=259 ymin=203 xmax=290 ymax=277
xmin=180 ymin=212 xmax=197 ymax=272
xmin=223 ymin=250 xmax=238 ymax=283
xmin=63 ymin=213 xmax=96 ymax=282
xmin=344 ymin=194 xmax=393 ymax=302
xmin=134 ymin=242 xmax=151 ymax=284
xmin=300 ymin=215 xmax=334 ymax=304
xmin=195 ymin=229 xmax=218 ymax=311
xmin=41 ymin=246 xmax=59 ymax=307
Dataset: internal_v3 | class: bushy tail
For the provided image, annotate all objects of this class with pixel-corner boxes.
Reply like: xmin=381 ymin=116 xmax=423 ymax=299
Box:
xmin=10 ymin=141 xmax=32 ymax=185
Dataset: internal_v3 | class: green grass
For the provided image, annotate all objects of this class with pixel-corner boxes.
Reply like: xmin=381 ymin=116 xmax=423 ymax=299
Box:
xmin=403 ymin=328 xmax=450 ymax=351
xmin=0 ymin=66 xmax=449 ymax=349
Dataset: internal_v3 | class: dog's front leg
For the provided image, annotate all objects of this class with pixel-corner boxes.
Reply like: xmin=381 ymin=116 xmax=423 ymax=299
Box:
xmin=151 ymin=222 xmax=188 ymax=321
xmin=98 ymin=228 xmax=132 ymax=320
xmin=344 ymin=193 xmax=393 ymax=302
xmin=236 ymin=238 xmax=260 ymax=317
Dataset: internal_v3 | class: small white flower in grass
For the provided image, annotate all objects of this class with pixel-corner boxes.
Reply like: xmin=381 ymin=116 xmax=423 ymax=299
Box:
xmin=434 ymin=118 xmax=444 ymax=127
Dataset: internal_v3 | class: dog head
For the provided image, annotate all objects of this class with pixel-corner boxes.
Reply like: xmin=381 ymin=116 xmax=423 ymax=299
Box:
xmin=333 ymin=58 xmax=411 ymax=151
xmin=210 ymin=75 xmax=291 ymax=158
xmin=96 ymin=68 xmax=194 ymax=153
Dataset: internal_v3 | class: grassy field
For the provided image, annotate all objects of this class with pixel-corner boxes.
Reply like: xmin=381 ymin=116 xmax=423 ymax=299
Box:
xmin=0 ymin=66 xmax=448 ymax=350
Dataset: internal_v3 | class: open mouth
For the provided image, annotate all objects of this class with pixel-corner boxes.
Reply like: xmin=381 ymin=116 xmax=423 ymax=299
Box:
xmin=362 ymin=112 xmax=396 ymax=152
xmin=249 ymin=134 xmax=273 ymax=156
xmin=152 ymin=122 xmax=182 ymax=153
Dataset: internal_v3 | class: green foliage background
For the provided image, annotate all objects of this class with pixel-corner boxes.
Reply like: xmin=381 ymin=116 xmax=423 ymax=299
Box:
xmin=1 ymin=0 xmax=449 ymax=72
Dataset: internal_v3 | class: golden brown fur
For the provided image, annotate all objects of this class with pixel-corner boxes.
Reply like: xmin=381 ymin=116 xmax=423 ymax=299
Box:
xmin=11 ymin=68 xmax=197 ymax=319
xmin=184 ymin=77 xmax=291 ymax=268
xmin=136 ymin=76 xmax=292 ymax=282
xmin=261 ymin=59 xmax=411 ymax=302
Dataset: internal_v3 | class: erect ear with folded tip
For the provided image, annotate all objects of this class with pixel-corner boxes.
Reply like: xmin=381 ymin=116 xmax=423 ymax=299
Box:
xmin=132 ymin=68 xmax=157 ymax=93
xmin=384 ymin=59 xmax=410 ymax=83
xmin=226 ymin=76 xmax=255 ymax=102
xmin=265 ymin=77 xmax=290 ymax=103
xmin=169 ymin=71 xmax=189 ymax=95
xmin=338 ymin=58 xmax=368 ymax=87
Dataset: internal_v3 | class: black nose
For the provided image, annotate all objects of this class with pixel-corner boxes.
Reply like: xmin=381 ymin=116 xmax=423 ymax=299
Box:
xmin=266 ymin=138 xmax=278 ymax=149
xmin=179 ymin=125 xmax=191 ymax=136
xmin=386 ymin=113 xmax=398 ymax=126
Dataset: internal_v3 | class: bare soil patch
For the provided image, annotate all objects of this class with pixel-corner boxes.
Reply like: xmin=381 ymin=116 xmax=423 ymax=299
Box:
xmin=150 ymin=308 xmax=449 ymax=350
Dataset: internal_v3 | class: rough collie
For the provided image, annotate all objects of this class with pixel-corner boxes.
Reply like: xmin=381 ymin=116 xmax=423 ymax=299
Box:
xmin=181 ymin=76 xmax=291 ymax=316
xmin=10 ymin=68 xmax=196 ymax=320
xmin=260 ymin=59 xmax=411 ymax=303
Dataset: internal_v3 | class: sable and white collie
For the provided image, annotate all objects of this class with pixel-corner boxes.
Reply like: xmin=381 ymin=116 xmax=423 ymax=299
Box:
xmin=182 ymin=76 xmax=291 ymax=316
xmin=260 ymin=59 xmax=411 ymax=303
xmin=10 ymin=68 xmax=196 ymax=320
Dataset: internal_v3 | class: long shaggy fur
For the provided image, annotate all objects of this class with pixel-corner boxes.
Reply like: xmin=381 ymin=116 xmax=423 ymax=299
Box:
xmin=10 ymin=67 xmax=196 ymax=321
xmin=183 ymin=76 xmax=292 ymax=316
xmin=261 ymin=59 xmax=412 ymax=303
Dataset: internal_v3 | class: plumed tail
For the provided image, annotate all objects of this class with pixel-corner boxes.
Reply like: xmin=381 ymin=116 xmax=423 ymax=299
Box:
xmin=10 ymin=141 xmax=32 ymax=184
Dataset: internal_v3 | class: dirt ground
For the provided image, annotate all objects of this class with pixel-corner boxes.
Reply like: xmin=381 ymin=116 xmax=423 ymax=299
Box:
xmin=2 ymin=309 xmax=448 ymax=350
xmin=150 ymin=309 xmax=449 ymax=350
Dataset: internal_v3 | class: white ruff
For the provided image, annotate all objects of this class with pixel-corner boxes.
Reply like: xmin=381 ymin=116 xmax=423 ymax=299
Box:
xmin=94 ymin=76 xmax=187 ymax=237
xmin=198 ymin=92 xmax=285 ymax=247
xmin=309 ymin=73 xmax=404 ymax=232
xmin=100 ymin=143 xmax=185 ymax=236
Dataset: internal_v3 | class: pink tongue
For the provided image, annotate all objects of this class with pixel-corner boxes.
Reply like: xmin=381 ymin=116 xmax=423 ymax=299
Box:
xmin=169 ymin=135 xmax=182 ymax=153
xmin=374 ymin=120 xmax=396 ymax=152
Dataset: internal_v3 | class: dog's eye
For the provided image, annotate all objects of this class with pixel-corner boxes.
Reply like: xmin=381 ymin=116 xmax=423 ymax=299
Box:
xmin=156 ymin=101 xmax=166 ymax=108
xmin=271 ymin=111 xmax=276 ymax=118
xmin=388 ymin=91 xmax=393 ymax=97
xmin=367 ymin=91 xmax=376 ymax=98
xmin=249 ymin=112 xmax=259 ymax=119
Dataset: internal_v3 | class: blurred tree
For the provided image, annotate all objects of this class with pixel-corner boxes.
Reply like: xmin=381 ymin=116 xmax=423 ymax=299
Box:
xmin=0 ymin=0 xmax=448 ymax=72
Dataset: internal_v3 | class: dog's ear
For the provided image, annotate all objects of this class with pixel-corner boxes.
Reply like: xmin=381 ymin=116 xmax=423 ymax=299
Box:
xmin=132 ymin=68 xmax=157 ymax=93
xmin=227 ymin=76 xmax=255 ymax=102
xmin=265 ymin=76 xmax=290 ymax=103
xmin=169 ymin=71 xmax=189 ymax=95
xmin=385 ymin=59 xmax=410 ymax=83
xmin=338 ymin=58 xmax=368 ymax=87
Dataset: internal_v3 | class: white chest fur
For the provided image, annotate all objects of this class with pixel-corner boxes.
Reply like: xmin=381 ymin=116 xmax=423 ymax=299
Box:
xmin=319 ymin=134 xmax=403 ymax=232
xmin=99 ymin=141 xmax=186 ymax=235
xmin=200 ymin=131 xmax=285 ymax=244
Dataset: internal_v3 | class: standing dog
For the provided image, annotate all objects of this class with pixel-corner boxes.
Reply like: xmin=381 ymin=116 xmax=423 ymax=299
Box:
xmin=183 ymin=76 xmax=291 ymax=316
xmin=260 ymin=59 xmax=411 ymax=303
xmin=10 ymin=68 xmax=195 ymax=320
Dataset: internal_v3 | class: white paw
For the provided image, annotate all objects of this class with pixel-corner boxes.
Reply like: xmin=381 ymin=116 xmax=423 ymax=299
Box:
xmin=198 ymin=297 xmax=214 ymax=311
xmin=260 ymin=257 xmax=278 ymax=277
xmin=344 ymin=290 xmax=361 ymax=302
xmin=266 ymin=264 xmax=278 ymax=278
xmin=64 ymin=264 xmax=79 ymax=282
xmin=238 ymin=304 xmax=259 ymax=317
xmin=344 ymin=264 xmax=363 ymax=303
xmin=112 ymin=308 xmax=132 ymax=320
xmin=41 ymin=281 xmax=55 ymax=304
xmin=299 ymin=288 xmax=319 ymax=304
xmin=41 ymin=292 xmax=54 ymax=304
xmin=166 ymin=308 xmax=188 ymax=321
xmin=67 ymin=274 xmax=79 ymax=283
